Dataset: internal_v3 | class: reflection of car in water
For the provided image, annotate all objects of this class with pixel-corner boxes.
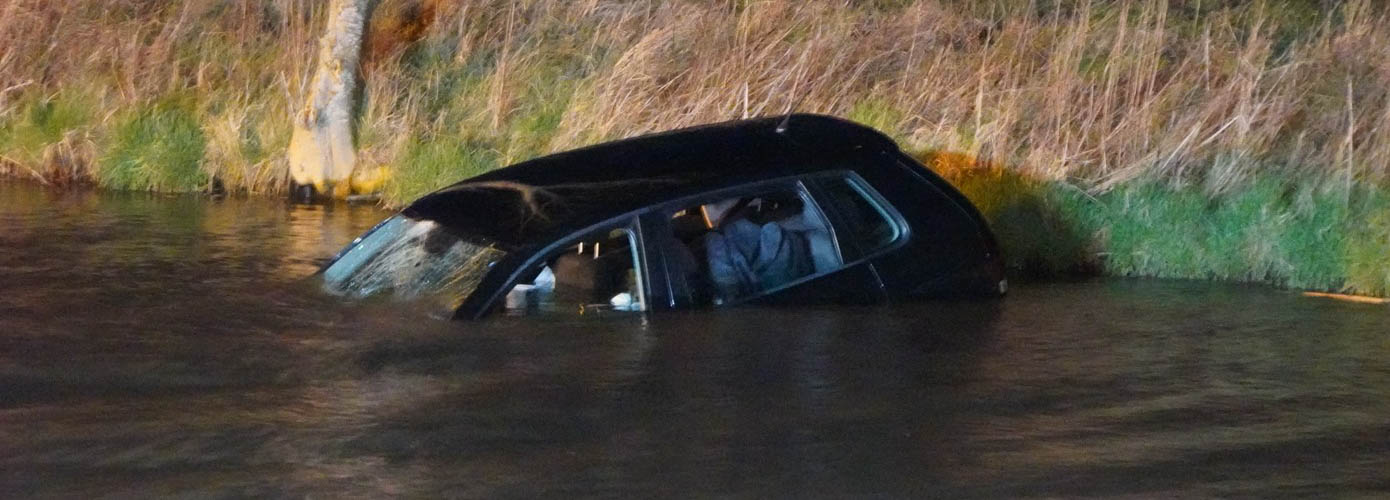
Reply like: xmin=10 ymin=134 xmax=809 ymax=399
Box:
xmin=321 ymin=114 xmax=1006 ymax=319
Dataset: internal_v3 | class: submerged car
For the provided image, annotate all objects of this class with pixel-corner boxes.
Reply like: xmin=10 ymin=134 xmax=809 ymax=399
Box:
xmin=321 ymin=114 xmax=1005 ymax=319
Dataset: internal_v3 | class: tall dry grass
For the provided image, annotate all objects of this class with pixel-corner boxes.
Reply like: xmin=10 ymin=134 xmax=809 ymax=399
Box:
xmin=0 ymin=0 xmax=323 ymax=192
xmin=539 ymin=0 xmax=1390 ymax=195
xmin=1 ymin=0 xmax=1387 ymax=198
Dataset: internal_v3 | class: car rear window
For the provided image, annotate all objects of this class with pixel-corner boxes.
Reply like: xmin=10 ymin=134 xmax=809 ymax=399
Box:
xmin=812 ymin=175 xmax=902 ymax=262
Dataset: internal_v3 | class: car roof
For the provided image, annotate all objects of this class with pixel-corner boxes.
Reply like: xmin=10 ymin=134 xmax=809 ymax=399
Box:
xmin=402 ymin=114 xmax=899 ymax=250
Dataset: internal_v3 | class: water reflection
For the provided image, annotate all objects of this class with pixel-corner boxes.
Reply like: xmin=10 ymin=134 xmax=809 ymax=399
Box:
xmin=2 ymin=181 xmax=1388 ymax=497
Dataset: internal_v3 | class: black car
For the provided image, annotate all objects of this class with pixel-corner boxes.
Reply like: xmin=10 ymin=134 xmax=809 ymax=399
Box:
xmin=321 ymin=114 xmax=1005 ymax=319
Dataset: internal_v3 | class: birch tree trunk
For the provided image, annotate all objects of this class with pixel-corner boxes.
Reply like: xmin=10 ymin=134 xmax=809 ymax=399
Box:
xmin=288 ymin=0 xmax=369 ymax=199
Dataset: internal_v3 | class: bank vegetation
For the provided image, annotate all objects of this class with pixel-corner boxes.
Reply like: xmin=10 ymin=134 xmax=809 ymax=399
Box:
xmin=2 ymin=0 xmax=1389 ymax=295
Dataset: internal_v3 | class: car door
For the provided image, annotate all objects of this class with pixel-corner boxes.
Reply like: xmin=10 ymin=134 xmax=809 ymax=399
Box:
xmin=849 ymin=155 xmax=1002 ymax=297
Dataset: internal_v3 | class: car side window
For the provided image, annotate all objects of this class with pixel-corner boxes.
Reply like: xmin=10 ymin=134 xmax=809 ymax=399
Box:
xmin=812 ymin=174 xmax=903 ymax=261
xmin=663 ymin=184 xmax=844 ymax=306
xmin=502 ymin=223 xmax=646 ymax=315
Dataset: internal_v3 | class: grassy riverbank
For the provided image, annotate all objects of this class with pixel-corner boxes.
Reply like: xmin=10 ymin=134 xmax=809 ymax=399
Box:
xmin=2 ymin=0 xmax=1389 ymax=295
xmin=929 ymin=152 xmax=1390 ymax=296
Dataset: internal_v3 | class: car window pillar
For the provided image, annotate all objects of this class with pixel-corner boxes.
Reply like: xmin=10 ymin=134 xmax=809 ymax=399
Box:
xmin=637 ymin=211 xmax=683 ymax=310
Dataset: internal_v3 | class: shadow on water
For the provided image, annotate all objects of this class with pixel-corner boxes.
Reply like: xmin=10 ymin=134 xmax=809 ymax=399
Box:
xmin=2 ymin=181 xmax=1388 ymax=498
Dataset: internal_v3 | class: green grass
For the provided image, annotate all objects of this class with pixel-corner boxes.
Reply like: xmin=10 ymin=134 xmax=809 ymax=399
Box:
xmin=847 ymin=97 xmax=906 ymax=140
xmin=368 ymin=40 xmax=586 ymax=203
xmin=97 ymin=98 xmax=209 ymax=192
xmin=1091 ymin=178 xmax=1356 ymax=291
xmin=497 ymin=63 xmax=582 ymax=164
xmin=940 ymin=164 xmax=1390 ymax=296
xmin=383 ymin=138 xmax=500 ymax=205
xmin=0 ymin=92 xmax=94 ymax=166
xmin=1343 ymin=198 xmax=1390 ymax=296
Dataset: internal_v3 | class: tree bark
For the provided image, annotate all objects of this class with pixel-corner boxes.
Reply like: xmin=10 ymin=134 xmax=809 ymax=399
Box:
xmin=288 ymin=0 xmax=369 ymax=199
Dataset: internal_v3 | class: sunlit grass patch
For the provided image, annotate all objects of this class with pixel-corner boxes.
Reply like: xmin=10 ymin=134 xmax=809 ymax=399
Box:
xmin=98 ymin=98 xmax=208 ymax=192
xmin=1091 ymin=177 xmax=1355 ymax=291
xmin=1343 ymin=196 xmax=1390 ymax=296
xmin=1271 ymin=183 xmax=1351 ymax=290
xmin=1096 ymin=183 xmax=1212 ymax=279
xmin=0 ymin=91 xmax=97 ymax=182
xmin=847 ymin=98 xmax=906 ymax=139
xmin=0 ymin=93 xmax=90 ymax=163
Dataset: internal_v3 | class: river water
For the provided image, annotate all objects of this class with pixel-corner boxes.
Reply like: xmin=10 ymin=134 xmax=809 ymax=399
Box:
xmin=1 ymin=181 xmax=1387 ymax=498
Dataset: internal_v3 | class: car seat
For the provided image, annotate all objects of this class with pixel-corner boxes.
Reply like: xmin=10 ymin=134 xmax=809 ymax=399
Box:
xmin=773 ymin=198 xmax=842 ymax=273
xmin=551 ymin=237 xmax=631 ymax=304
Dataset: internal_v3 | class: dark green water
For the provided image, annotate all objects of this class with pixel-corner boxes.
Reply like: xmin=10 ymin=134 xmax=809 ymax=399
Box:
xmin=2 ymin=181 xmax=1388 ymax=498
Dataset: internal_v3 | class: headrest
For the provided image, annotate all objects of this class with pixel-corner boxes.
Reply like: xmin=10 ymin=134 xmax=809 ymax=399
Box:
xmin=671 ymin=210 xmax=711 ymax=240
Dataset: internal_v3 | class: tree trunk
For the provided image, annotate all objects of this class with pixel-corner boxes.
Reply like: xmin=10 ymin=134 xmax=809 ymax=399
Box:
xmin=288 ymin=0 xmax=369 ymax=199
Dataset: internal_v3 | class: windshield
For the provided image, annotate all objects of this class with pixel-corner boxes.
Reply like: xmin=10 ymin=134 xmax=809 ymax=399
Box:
xmin=321 ymin=215 xmax=507 ymax=309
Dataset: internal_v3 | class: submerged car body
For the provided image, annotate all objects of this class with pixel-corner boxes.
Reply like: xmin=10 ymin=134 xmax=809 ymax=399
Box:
xmin=322 ymin=114 xmax=1005 ymax=319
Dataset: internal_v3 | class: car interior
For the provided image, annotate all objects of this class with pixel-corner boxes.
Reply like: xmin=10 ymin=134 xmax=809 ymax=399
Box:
xmin=497 ymin=185 xmax=856 ymax=315
xmin=668 ymin=188 xmax=842 ymax=305
xmin=504 ymin=227 xmax=644 ymax=314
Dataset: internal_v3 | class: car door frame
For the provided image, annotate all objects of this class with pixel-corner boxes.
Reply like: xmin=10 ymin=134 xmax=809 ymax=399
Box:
xmin=458 ymin=214 xmax=659 ymax=319
xmin=641 ymin=174 xmax=889 ymax=309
